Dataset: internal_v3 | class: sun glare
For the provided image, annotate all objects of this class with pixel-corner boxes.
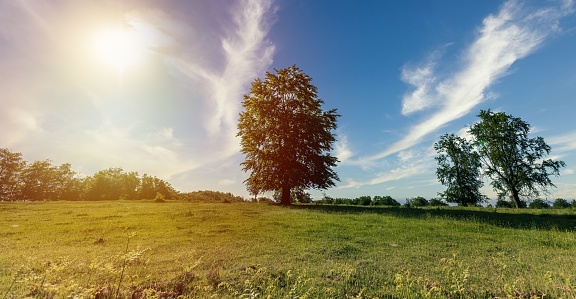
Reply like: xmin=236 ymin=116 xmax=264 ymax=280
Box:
xmin=93 ymin=28 xmax=145 ymax=70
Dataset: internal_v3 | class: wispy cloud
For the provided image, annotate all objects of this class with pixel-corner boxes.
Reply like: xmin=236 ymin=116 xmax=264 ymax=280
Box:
xmin=360 ymin=0 xmax=574 ymax=164
xmin=334 ymin=134 xmax=353 ymax=163
xmin=548 ymin=130 xmax=576 ymax=153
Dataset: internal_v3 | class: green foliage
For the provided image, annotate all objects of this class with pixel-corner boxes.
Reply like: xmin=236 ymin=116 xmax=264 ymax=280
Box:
xmin=469 ymin=110 xmax=566 ymax=208
xmin=0 ymin=148 xmax=178 ymax=201
xmin=434 ymin=134 xmax=485 ymax=206
xmin=429 ymin=198 xmax=449 ymax=207
xmin=528 ymin=199 xmax=550 ymax=209
xmin=552 ymin=198 xmax=571 ymax=209
xmin=372 ymin=195 xmax=401 ymax=206
xmin=179 ymin=190 xmax=244 ymax=203
xmin=355 ymin=195 xmax=372 ymax=206
xmin=406 ymin=196 xmax=429 ymax=207
xmin=237 ymin=65 xmax=340 ymax=205
xmin=496 ymin=199 xmax=514 ymax=208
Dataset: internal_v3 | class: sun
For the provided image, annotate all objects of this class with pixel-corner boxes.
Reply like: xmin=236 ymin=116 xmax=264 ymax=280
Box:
xmin=92 ymin=28 xmax=145 ymax=71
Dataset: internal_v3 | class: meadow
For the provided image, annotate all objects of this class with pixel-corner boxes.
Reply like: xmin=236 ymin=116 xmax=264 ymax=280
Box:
xmin=1 ymin=201 xmax=576 ymax=298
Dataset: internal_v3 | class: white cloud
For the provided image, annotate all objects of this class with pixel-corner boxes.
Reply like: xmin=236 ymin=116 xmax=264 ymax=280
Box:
xmin=547 ymin=130 xmax=576 ymax=153
xmin=358 ymin=0 xmax=574 ymax=165
xmin=334 ymin=134 xmax=353 ymax=163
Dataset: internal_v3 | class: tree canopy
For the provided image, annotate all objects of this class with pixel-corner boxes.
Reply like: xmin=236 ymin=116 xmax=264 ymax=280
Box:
xmin=434 ymin=133 xmax=485 ymax=206
xmin=237 ymin=65 xmax=340 ymax=205
xmin=468 ymin=110 xmax=566 ymax=208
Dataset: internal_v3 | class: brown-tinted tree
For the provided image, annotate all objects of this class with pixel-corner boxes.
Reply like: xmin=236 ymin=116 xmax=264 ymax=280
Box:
xmin=238 ymin=66 xmax=340 ymax=205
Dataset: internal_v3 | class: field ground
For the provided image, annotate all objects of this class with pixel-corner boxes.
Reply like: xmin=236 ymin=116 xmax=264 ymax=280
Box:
xmin=1 ymin=201 xmax=576 ymax=298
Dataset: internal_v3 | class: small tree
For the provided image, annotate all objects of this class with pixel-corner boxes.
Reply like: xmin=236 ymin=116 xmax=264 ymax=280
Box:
xmin=469 ymin=110 xmax=566 ymax=208
xmin=238 ymin=66 xmax=340 ymax=205
xmin=434 ymin=133 xmax=485 ymax=206
xmin=552 ymin=198 xmax=570 ymax=209
xmin=372 ymin=195 xmax=400 ymax=206
xmin=528 ymin=199 xmax=550 ymax=209
xmin=406 ymin=196 xmax=429 ymax=207
xmin=429 ymin=198 xmax=449 ymax=207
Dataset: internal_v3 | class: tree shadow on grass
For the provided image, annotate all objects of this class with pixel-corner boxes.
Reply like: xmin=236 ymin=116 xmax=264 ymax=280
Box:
xmin=289 ymin=204 xmax=576 ymax=231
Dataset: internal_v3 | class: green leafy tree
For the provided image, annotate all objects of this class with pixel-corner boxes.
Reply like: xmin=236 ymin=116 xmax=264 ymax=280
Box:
xmin=19 ymin=159 xmax=60 ymax=201
xmin=429 ymin=198 xmax=449 ymax=207
xmin=0 ymin=148 xmax=25 ymax=201
xmin=372 ymin=195 xmax=400 ymax=206
xmin=53 ymin=163 xmax=83 ymax=201
xmin=238 ymin=66 xmax=340 ymax=205
xmin=434 ymin=134 xmax=485 ymax=206
xmin=406 ymin=196 xmax=429 ymax=207
xmin=552 ymin=198 xmax=570 ymax=209
xmin=528 ymin=199 xmax=550 ymax=209
xmin=469 ymin=110 xmax=566 ymax=208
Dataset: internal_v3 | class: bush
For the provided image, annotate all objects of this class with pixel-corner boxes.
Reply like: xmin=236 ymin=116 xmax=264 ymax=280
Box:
xmin=154 ymin=192 xmax=166 ymax=203
xmin=372 ymin=196 xmax=400 ymax=206
xmin=528 ymin=199 xmax=550 ymax=209
xmin=496 ymin=199 xmax=513 ymax=208
xmin=405 ymin=196 xmax=429 ymax=207
xmin=356 ymin=196 xmax=372 ymax=206
xmin=552 ymin=198 xmax=570 ymax=209
xmin=429 ymin=198 xmax=448 ymax=207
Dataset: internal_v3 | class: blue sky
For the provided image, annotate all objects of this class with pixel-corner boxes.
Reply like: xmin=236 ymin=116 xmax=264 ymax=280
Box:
xmin=1 ymin=0 xmax=575 ymax=201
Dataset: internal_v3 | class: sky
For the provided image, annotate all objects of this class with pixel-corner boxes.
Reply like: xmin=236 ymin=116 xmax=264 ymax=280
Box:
xmin=1 ymin=0 xmax=576 ymax=201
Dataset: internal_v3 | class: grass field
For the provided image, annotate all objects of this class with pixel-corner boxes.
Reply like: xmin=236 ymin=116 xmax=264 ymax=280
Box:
xmin=1 ymin=201 xmax=576 ymax=298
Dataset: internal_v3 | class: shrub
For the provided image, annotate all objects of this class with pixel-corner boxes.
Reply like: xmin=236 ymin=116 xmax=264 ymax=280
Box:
xmin=372 ymin=196 xmax=400 ymax=206
xmin=528 ymin=199 xmax=550 ymax=209
xmin=406 ymin=196 xmax=429 ymax=207
xmin=429 ymin=198 xmax=448 ymax=207
xmin=552 ymin=198 xmax=570 ymax=209
xmin=154 ymin=192 xmax=166 ymax=203
xmin=356 ymin=196 xmax=372 ymax=206
xmin=496 ymin=199 xmax=513 ymax=208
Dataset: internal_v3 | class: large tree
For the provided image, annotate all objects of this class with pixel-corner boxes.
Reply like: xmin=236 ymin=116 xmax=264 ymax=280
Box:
xmin=237 ymin=66 xmax=340 ymax=205
xmin=469 ymin=110 xmax=566 ymax=208
xmin=434 ymin=133 xmax=485 ymax=206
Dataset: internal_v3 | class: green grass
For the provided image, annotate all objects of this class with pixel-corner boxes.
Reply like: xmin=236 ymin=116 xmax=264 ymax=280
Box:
xmin=1 ymin=201 xmax=576 ymax=298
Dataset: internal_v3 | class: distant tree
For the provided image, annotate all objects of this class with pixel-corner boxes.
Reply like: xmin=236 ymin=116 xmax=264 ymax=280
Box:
xmin=434 ymin=133 xmax=485 ymax=206
xmin=84 ymin=168 xmax=128 ymax=200
xmin=469 ymin=110 xmax=566 ymax=208
xmin=372 ymin=195 xmax=400 ymax=206
xmin=0 ymin=148 xmax=25 ymax=201
xmin=429 ymin=198 xmax=449 ymax=207
xmin=552 ymin=198 xmax=570 ymax=209
xmin=356 ymin=195 xmax=372 ymax=206
xmin=293 ymin=187 xmax=313 ymax=203
xmin=496 ymin=199 xmax=514 ymax=208
xmin=19 ymin=159 xmax=60 ymax=201
xmin=237 ymin=66 xmax=340 ymax=205
xmin=53 ymin=163 xmax=83 ymax=201
xmin=180 ymin=190 xmax=243 ymax=203
xmin=406 ymin=196 xmax=429 ymax=207
xmin=333 ymin=198 xmax=346 ymax=205
xmin=528 ymin=199 xmax=550 ymax=209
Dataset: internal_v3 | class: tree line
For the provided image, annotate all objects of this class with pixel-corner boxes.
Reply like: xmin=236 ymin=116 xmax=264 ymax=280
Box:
xmin=237 ymin=66 xmax=567 ymax=207
xmin=0 ymin=148 xmax=177 ymax=201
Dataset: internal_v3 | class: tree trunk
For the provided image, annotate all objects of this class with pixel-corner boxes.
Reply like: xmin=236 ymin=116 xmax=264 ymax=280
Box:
xmin=280 ymin=184 xmax=291 ymax=205
xmin=511 ymin=187 xmax=522 ymax=208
